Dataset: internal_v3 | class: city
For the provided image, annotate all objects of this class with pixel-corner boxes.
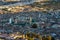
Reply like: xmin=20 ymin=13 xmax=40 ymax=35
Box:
xmin=0 ymin=0 xmax=60 ymax=40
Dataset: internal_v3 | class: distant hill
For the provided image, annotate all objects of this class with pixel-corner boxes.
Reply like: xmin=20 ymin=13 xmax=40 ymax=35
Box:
xmin=0 ymin=1 xmax=20 ymax=5
xmin=0 ymin=0 xmax=60 ymax=6
xmin=0 ymin=0 xmax=34 ymax=6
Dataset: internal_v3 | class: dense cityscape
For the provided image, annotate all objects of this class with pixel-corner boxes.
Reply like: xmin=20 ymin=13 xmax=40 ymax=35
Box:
xmin=0 ymin=0 xmax=60 ymax=40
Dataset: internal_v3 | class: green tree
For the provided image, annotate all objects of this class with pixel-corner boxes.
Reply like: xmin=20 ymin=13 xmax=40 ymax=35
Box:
xmin=31 ymin=23 xmax=37 ymax=28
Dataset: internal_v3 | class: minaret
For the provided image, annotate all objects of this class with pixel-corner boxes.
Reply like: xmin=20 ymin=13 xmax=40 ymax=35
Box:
xmin=9 ymin=18 xmax=12 ymax=24
xmin=39 ymin=13 xmax=41 ymax=18
xmin=30 ymin=17 xmax=32 ymax=25
xmin=15 ymin=19 xmax=18 ymax=24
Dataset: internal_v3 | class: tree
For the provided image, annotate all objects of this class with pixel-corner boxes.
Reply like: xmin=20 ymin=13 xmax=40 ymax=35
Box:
xmin=31 ymin=23 xmax=37 ymax=28
xmin=51 ymin=37 xmax=55 ymax=40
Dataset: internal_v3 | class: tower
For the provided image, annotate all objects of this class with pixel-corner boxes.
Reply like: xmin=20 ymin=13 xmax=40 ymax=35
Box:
xmin=30 ymin=17 xmax=32 ymax=25
xmin=9 ymin=18 xmax=12 ymax=24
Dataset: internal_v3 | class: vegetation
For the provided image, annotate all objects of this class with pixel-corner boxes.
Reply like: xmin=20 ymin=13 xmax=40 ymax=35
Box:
xmin=31 ymin=23 xmax=37 ymax=28
xmin=2 ymin=8 xmax=8 ymax=11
